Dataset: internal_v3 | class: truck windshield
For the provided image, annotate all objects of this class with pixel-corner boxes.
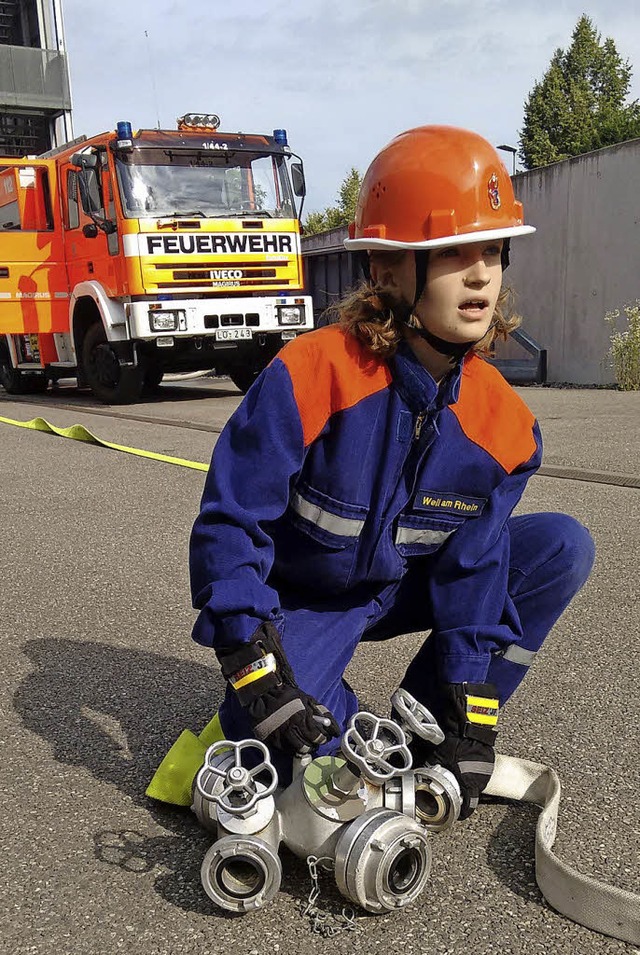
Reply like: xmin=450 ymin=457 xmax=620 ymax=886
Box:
xmin=115 ymin=150 xmax=296 ymax=219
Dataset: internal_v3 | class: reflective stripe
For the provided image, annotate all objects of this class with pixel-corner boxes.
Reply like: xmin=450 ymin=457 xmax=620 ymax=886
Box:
xmin=123 ymin=234 xmax=138 ymax=257
xmin=502 ymin=644 xmax=538 ymax=666
xmin=291 ymin=491 xmax=365 ymax=537
xmin=230 ymin=653 xmax=277 ymax=690
xmin=458 ymin=760 xmax=495 ymax=776
xmin=254 ymin=698 xmax=306 ymax=739
xmin=395 ymin=525 xmax=454 ymax=546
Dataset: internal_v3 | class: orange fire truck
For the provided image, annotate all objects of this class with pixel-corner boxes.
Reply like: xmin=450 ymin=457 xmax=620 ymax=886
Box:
xmin=0 ymin=113 xmax=312 ymax=402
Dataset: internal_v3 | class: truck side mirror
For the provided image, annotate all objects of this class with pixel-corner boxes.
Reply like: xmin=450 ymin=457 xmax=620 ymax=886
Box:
xmin=70 ymin=152 xmax=98 ymax=170
xmin=82 ymin=223 xmax=99 ymax=238
xmin=291 ymin=162 xmax=306 ymax=198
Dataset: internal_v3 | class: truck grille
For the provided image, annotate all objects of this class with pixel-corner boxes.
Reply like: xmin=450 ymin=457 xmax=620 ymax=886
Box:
xmin=171 ymin=268 xmax=278 ymax=281
xmin=145 ymin=257 xmax=295 ymax=291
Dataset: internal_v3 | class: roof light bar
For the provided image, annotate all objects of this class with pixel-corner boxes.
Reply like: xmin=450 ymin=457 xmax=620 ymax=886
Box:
xmin=177 ymin=113 xmax=221 ymax=131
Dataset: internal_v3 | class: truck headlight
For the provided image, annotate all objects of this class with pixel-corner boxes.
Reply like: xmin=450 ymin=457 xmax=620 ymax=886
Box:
xmin=277 ymin=305 xmax=304 ymax=325
xmin=149 ymin=310 xmax=180 ymax=332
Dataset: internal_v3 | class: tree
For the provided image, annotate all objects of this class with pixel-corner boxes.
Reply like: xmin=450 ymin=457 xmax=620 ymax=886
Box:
xmin=304 ymin=167 xmax=362 ymax=235
xmin=519 ymin=15 xmax=640 ymax=169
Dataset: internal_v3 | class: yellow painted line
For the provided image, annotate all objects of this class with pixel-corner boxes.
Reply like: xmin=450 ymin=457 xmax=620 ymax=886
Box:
xmin=0 ymin=414 xmax=210 ymax=471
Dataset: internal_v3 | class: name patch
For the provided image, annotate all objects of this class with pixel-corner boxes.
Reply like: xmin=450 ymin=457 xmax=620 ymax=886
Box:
xmin=414 ymin=490 xmax=487 ymax=517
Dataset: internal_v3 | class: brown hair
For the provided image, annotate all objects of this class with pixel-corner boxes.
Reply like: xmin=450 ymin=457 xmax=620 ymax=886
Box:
xmin=335 ymin=252 xmax=520 ymax=358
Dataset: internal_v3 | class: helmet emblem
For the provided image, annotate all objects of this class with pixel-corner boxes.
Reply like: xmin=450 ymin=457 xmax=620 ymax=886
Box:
xmin=488 ymin=174 xmax=501 ymax=211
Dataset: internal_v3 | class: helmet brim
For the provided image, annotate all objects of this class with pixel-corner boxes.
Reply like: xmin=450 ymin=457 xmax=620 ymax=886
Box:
xmin=344 ymin=224 xmax=536 ymax=252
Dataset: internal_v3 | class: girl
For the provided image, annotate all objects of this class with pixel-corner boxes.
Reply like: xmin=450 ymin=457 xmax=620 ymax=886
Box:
xmin=187 ymin=126 xmax=595 ymax=817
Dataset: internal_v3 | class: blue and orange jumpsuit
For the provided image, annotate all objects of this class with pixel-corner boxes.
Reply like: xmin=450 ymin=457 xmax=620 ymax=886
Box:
xmin=190 ymin=326 xmax=594 ymax=770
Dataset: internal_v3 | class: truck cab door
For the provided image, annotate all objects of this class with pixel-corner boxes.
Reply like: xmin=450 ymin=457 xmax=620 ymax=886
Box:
xmin=63 ymin=149 xmax=122 ymax=298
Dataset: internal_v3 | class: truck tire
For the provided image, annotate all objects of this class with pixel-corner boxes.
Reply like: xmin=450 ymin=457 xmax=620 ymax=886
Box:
xmin=0 ymin=345 xmax=47 ymax=395
xmin=228 ymin=344 xmax=280 ymax=394
xmin=81 ymin=322 xmax=145 ymax=404
xmin=228 ymin=366 xmax=260 ymax=394
xmin=143 ymin=360 xmax=164 ymax=392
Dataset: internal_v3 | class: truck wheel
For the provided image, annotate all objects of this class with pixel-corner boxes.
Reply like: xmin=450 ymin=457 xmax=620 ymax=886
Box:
xmin=0 ymin=346 xmax=47 ymax=395
xmin=82 ymin=323 xmax=145 ymax=404
xmin=0 ymin=348 xmax=27 ymax=394
xmin=143 ymin=360 xmax=164 ymax=392
xmin=228 ymin=367 xmax=260 ymax=394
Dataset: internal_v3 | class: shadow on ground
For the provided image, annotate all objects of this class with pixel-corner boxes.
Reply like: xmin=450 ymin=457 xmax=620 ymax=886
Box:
xmin=14 ymin=637 xmax=229 ymax=914
xmin=485 ymin=801 xmax=543 ymax=905
xmin=1 ymin=380 xmax=240 ymax=408
xmin=15 ymin=638 xmax=220 ymax=798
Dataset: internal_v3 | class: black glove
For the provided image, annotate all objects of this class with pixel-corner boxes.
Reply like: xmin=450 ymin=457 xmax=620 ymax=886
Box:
xmin=411 ymin=682 xmax=499 ymax=819
xmin=218 ymin=622 xmax=340 ymax=757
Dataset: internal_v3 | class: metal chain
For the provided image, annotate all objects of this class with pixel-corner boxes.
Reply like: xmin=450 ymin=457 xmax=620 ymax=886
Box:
xmin=302 ymin=855 xmax=359 ymax=938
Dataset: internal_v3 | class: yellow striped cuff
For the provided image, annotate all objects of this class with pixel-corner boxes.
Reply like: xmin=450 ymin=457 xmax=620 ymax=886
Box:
xmin=466 ymin=694 xmax=499 ymax=726
xmin=230 ymin=654 xmax=277 ymax=690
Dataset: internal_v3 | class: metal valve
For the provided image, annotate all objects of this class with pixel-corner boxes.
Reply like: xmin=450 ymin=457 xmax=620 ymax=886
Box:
xmin=342 ymin=712 xmax=412 ymax=785
xmin=413 ymin=764 xmax=462 ymax=831
xmin=391 ymin=688 xmax=445 ymax=746
xmin=195 ymin=739 xmax=278 ymax=817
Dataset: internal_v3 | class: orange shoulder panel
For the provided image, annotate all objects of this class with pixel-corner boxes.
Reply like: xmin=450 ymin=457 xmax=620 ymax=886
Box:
xmin=279 ymin=325 xmax=392 ymax=446
xmin=451 ymin=355 xmax=537 ymax=473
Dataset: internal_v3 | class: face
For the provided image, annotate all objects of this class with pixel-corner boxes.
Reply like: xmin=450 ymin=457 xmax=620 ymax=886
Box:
xmin=416 ymin=239 xmax=503 ymax=342
xmin=370 ymin=239 xmax=503 ymax=344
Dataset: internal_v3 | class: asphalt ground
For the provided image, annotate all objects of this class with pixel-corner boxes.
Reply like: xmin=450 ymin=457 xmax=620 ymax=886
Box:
xmin=1 ymin=378 xmax=639 ymax=955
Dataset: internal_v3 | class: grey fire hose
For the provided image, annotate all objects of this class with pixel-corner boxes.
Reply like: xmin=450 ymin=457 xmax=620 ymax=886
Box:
xmin=485 ymin=754 xmax=639 ymax=945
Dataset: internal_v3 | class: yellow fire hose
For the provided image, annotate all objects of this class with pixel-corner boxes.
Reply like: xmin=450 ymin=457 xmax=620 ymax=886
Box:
xmin=0 ymin=413 xmax=209 ymax=471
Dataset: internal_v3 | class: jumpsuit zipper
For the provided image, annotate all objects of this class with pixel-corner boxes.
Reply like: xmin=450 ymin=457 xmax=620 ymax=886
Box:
xmin=414 ymin=411 xmax=426 ymax=441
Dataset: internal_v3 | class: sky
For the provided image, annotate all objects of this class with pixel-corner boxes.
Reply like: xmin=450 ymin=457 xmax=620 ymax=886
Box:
xmin=60 ymin=0 xmax=640 ymax=215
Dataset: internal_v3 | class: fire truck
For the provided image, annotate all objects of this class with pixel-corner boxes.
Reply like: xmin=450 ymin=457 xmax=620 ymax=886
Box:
xmin=0 ymin=113 xmax=313 ymax=402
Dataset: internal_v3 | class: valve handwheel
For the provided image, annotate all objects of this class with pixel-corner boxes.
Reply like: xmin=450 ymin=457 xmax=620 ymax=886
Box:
xmin=195 ymin=739 xmax=278 ymax=816
xmin=391 ymin=688 xmax=445 ymax=745
xmin=342 ymin=713 xmax=412 ymax=784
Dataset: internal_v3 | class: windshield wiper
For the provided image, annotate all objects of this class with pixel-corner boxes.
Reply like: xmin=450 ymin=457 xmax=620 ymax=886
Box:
xmin=199 ymin=210 xmax=275 ymax=219
xmin=233 ymin=209 xmax=273 ymax=218
xmin=158 ymin=209 xmax=276 ymax=220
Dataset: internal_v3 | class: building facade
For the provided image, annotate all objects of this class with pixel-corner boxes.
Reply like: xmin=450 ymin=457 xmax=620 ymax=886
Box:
xmin=0 ymin=0 xmax=72 ymax=157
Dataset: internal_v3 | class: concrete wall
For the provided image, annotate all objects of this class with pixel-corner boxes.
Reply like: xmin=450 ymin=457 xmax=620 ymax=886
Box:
xmin=510 ymin=138 xmax=640 ymax=384
xmin=303 ymin=138 xmax=640 ymax=384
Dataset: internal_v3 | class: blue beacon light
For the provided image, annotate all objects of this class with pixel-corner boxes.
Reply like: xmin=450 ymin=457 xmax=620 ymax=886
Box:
xmin=273 ymin=128 xmax=288 ymax=146
xmin=116 ymin=121 xmax=133 ymax=148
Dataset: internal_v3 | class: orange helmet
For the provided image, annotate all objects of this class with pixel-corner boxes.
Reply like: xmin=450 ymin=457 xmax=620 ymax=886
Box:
xmin=344 ymin=125 xmax=535 ymax=252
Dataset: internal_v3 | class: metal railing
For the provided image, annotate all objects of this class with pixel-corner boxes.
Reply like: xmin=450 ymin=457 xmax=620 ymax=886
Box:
xmin=489 ymin=327 xmax=547 ymax=385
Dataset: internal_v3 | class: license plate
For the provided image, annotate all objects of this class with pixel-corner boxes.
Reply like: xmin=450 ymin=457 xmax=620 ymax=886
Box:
xmin=281 ymin=330 xmax=297 ymax=340
xmin=214 ymin=328 xmax=252 ymax=341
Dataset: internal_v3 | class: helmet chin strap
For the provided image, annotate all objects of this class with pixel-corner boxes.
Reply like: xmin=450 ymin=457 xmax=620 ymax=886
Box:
xmin=409 ymin=324 xmax=480 ymax=360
